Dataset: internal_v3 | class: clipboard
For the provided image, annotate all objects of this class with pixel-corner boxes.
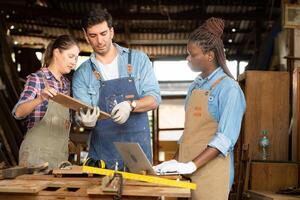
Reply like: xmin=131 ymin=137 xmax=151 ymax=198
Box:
xmin=51 ymin=93 xmax=110 ymax=120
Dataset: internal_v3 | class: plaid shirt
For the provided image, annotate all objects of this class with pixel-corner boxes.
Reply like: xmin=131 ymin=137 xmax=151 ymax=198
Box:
xmin=12 ymin=68 xmax=70 ymax=130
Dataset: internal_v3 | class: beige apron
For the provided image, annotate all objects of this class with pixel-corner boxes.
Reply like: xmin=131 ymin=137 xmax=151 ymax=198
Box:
xmin=179 ymin=77 xmax=230 ymax=200
xmin=19 ymin=79 xmax=70 ymax=170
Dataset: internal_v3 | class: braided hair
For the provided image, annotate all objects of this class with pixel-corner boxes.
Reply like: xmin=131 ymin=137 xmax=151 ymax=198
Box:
xmin=188 ymin=18 xmax=234 ymax=79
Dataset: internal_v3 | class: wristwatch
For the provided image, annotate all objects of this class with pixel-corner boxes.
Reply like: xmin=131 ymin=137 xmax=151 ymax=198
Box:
xmin=130 ymin=100 xmax=137 ymax=111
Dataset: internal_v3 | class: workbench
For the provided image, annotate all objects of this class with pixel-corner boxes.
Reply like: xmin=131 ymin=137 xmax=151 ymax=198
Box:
xmin=0 ymin=174 xmax=191 ymax=199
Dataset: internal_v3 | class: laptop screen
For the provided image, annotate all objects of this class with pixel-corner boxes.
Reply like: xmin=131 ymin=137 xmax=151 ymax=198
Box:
xmin=114 ymin=142 xmax=156 ymax=175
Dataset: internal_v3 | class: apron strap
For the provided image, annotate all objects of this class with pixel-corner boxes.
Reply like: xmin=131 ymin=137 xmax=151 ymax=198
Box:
xmin=209 ymin=76 xmax=226 ymax=91
xmin=90 ymin=50 xmax=132 ymax=79
xmin=127 ymin=49 xmax=132 ymax=77
xmin=90 ymin=59 xmax=101 ymax=81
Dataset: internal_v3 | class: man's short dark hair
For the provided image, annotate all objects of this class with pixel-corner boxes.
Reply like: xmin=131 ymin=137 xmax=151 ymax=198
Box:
xmin=81 ymin=8 xmax=113 ymax=31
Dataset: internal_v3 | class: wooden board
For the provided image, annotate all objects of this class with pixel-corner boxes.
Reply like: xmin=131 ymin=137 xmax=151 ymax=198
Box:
xmin=250 ymin=162 xmax=298 ymax=192
xmin=52 ymin=165 xmax=86 ymax=177
xmin=2 ymin=166 xmax=27 ymax=179
xmin=0 ymin=180 xmax=49 ymax=193
xmin=293 ymin=67 xmax=300 ymax=161
xmin=248 ymin=190 xmax=300 ymax=200
xmin=87 ymin=185 xmax=191 ymax=198
xmin=159 ymin=141 xmax=178 ymax=152
xmin=239 ymin=71 xmax=289 ymax=161
xmin=51 ymin=93 xmax=110 ymax=120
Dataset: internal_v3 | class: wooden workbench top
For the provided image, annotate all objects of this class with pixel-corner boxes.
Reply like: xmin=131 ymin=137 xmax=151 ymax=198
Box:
xmin=0 ymin=174 xmax=191 ymax=199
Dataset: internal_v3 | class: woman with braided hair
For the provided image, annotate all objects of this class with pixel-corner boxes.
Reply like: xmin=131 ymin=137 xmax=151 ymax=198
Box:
xmin=154 ymin=18 xmax=246 ymax=199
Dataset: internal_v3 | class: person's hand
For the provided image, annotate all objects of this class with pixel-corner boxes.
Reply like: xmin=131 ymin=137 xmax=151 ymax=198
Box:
xmin=111 ymin=101 xmax=131 ymax=124
xmin=153 ymin=159 xmax=177 ymax=172
xmin=153 ymin=160 xmax=197 ymax=175
xmin=39 ymin=87 xmax=57 ymax=102
xmin=79 ymin=107 xmax=100 ymax=127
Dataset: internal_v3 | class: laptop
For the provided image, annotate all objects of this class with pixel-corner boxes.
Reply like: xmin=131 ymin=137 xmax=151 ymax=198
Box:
xmin=114 ymin=142 xmax=178 ymax=175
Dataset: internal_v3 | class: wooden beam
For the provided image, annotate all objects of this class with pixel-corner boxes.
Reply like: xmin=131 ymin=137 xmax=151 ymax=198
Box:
xmin=0 ymin=3 xmax=280 ymax=21
xmin=6 ymin=19 xmax=267 ymax=34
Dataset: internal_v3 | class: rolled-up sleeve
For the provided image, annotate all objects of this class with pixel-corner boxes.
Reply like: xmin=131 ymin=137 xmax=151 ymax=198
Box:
xmin=208 ymin=85 xmax=246 ymax=156
xmin=72 ymin=66 xmax=93 ymax=106
xmin=138 ymin=53 xmax=161 ymax=105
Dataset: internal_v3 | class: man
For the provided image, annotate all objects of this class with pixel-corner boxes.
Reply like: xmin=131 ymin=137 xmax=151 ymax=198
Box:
xmin=72 ymin=9 xmax=161 ymax=170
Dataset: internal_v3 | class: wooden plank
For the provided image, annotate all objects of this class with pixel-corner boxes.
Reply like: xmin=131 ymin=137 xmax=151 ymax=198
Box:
xmin=248 ymin=190 xmax=300 ymax=200
xmin=159 ymin=141 xmax=178 ymax=152
xmin=294 ymin=29 xmax=300 ymax=162
xmin=0 ymin=194 xmax=156 ymax=200
xmin=51 ymin=93 xmax=110 ymax=120
xmin=250 ymin=162 xmax=298 ymax=192
xmin=292 ymin=67 xmax=300 ymax=161
xmin=0 ymin=180 xmax=49 ymax=193
xmin=242 ymin=71 xmax=289 ymax=161
xmin=159 ymin=141 xmax=178 ymax=160
xmin=164 ymin=152 xmax=176 ymax=161
xmin=52 ymin=165 xmax=84 ymax=176
xmin=87 ymin=185 xmax=191 ymax=198
xmin=2 ymin=166 xmax=27 ymax=179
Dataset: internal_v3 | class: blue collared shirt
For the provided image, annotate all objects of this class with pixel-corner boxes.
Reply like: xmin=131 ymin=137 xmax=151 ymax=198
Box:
xmin=185 ymin=67 xmax=246 ymax=188
xmin=72 ymin=44 xmax=161 ymax=106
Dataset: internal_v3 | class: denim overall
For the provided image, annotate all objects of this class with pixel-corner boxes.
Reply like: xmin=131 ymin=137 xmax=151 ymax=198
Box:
xmin=88 ymin=50 xmax=152 ymax=169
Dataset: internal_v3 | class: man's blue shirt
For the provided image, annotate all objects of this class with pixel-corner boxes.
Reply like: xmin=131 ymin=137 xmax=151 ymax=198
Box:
xmin=72 ymin=44 xmax=161 ymax=106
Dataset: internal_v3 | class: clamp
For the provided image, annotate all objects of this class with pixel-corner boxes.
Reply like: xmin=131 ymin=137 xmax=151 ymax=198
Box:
xmin=83 ymin=157 xmax=106 ymax=169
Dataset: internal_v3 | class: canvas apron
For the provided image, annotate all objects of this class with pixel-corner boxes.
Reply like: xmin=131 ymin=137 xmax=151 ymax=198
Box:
xmin=179 ymin=76 xmax=230 ymax=200
xmin=19 ymin=78 xmax=70 ymax=170
xmin=88 ymin=50 xmax=152 ymax=169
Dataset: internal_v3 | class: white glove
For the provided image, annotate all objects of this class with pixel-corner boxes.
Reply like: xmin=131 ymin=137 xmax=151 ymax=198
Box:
xmin=79 ymin=107 xmax=100 ymax=127
xmin=154 ymin=160 xmax=197 ymax=175
xmin=111 ymin=101 xmax=131 ymax=124
xmin=153 ymin=159 xmax=177 ymax=172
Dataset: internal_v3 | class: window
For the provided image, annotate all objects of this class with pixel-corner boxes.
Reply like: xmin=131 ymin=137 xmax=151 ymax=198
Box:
xmin=75 ymin=56 xmax=90 ymax=70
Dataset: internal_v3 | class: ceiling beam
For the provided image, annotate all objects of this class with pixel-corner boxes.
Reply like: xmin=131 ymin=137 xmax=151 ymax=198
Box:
xmin=150 ymin=54 xmax=252 ymax=61
xmin=11 ymin=33 xmax=255 ymax=48
xmin=6 ymin=18 xmax=265 ymax=35
xmin=52 ymin=0 xmax=280 ymax=7
xmin=0 ymin=3 xmax=280 ymax=21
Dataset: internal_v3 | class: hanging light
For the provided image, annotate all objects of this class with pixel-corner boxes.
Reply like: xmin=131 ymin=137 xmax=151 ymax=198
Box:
xmin=35 ymin=52 xmax=43 ymax=61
